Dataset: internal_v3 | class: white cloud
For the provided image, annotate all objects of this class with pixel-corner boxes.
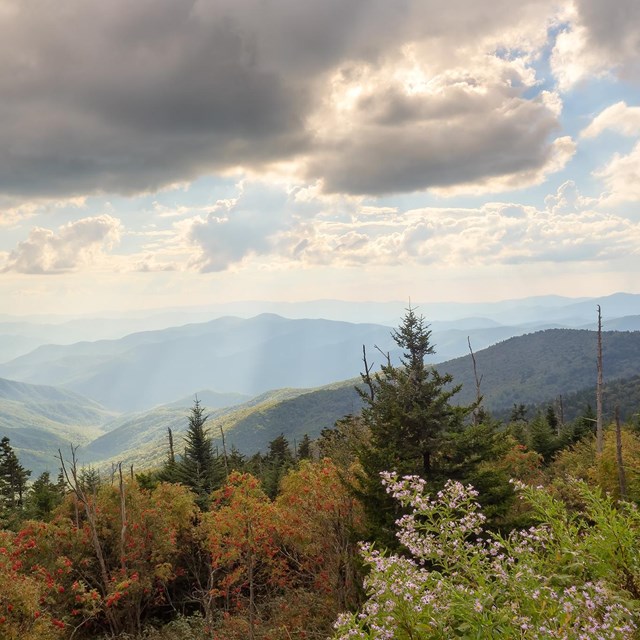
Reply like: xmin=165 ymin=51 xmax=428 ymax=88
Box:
xmin=579 ymin=103 xmax=640 ymax=204
xmin=593 ymin=142 xmax=640 ymax=203
xmin=305 ymin=49 xmax=572 ymax=195
xmin=581 ymin=102 xmax=640 ymax=139
xmin=2 ymin=215 xmax=121 ymax=274
xmin=551 ymin=24 xmax=610 ymax=92
xmin=184 ymin=182 xmax=293 ymax=272
xmin=277 ymin=185 xmax=640 ymax=269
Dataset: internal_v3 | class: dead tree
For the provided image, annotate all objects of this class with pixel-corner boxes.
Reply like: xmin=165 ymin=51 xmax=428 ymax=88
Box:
xmin=167 ymin=427 xmax=176 ymax=465
xmin=467 ymin=337 xmax=484 ymax=425
xmin=118 ymin=463 xmax=127 ymax=571
xmin=596 ymin=305 xmax=604 ymax=454
xmin=557 ymin=395 xmax=565 ymax=433
xmin=361 ymin=345 xmax=375 ymax=401
xmin=220 ymin=426 xmax=230 ymax=477
xmin=57 ymin=447 xmax=121 ymax=635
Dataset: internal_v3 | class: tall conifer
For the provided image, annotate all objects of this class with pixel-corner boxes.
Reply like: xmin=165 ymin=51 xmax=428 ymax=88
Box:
xmin=176 ymin=398 xmax=224 ymax=505
xmin=356 ymin=307 xmax=471 ymax=543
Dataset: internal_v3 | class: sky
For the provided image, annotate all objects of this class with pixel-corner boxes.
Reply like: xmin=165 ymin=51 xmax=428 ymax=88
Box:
xmin=0 ymin=0 xmax=639 ymax=317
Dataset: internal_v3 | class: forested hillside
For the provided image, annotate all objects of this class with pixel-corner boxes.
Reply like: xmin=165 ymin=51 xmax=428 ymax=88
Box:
xmin=2 ymin=309 xmax=640 ymax=639
xmin=438 ymin=328 xmax=640 ymax=410
xmin=3 ymin=326 xmax=640 ymax=477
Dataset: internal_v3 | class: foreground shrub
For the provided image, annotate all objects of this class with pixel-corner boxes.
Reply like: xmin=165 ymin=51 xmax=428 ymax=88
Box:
xmin=334 ymin=474 xmax=639 ymax=639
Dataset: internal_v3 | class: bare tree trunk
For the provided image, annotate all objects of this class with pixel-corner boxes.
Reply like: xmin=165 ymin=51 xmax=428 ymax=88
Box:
xmin=596 ymin=305 xmax=604 ymax=454
xmin=58 ymin=447 xmax=121 ymax=635
xmin=220 ymin=426 xmax=230 ymax=477
xmin=467 ymin=337 xmax=483 ymax=425
xmin=247 ymin=518 xmax=256 ymax=640
xmin=119 ymin=463 xmax=127 ymax=571
xmin=168 ymin=427 xmax=176 ymax=465
xmin=615 ymin=406 xmax=628 ymax=500
xmin=361 ymin=345 xmax=375 ymax=401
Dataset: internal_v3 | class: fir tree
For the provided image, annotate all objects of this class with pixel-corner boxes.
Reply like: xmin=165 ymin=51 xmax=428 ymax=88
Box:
xmin=26 ymin=471 xmax=63 ymax=520
xmin=176 ymin=398 xmax=224 ymax=505
xmin=0 ymin=437 xmax=31 ymax=512
xmin=356 ymin=307 xmax=471 ymax=543
xmin=262 ymin=433 xmax=294 ymax=499
xmin=297 ymin=434 xmax=312 ymax=461
xmin=527 ymin=413 xmax=560 ymax=462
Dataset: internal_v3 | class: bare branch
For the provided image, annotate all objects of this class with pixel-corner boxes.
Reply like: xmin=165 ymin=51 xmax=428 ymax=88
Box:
xmin=361 ymin=345 xmax=375 ymax=401
xmin=374 ymin=344 xmax=391 ymax=367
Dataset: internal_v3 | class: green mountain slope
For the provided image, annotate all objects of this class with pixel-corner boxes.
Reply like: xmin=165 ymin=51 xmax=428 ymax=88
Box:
xmin=436 ymin=329 xmax=640 ymax=412
xmin=499 ymin=374 xmax=640 ymax=425
xmin=7 ymin=327 xmax=640 ymax=476
xmin=81 ymin=382 xmax=363 ymax=471
xmin=0 ymin=377 xmax=115 ymax=475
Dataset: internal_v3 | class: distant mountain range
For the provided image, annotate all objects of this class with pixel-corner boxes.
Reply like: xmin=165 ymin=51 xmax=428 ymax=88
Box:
xmin=436 ymin=329 xmax=640 ymax=409
xmin=3 ymin=308 xmax=639 ymax=414
xmin=2 ymin=293 xmax=639 ymax=364
xmin=0 ymin=315 xmax=399 ymax=412
xmin=1 ymin=322 xmax=639 ymax=477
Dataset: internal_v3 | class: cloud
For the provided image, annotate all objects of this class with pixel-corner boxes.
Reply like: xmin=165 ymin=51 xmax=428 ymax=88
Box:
xmin=574 ymin=0 xmax=640 ymax=81
xmin=307 ymin=54 xmax=573 ymax=195
xmin=581 ymin=102 xmax=640 ymax=138
xmin=593 ymin=142 xmax=640 ymax=203
xmin=551 ymin=0 xmax=640 ymax=90
xmin=277 ymin=184 xmax=640 ymax=268
xmin=2 ymin=215 xmax=121 ymax=274
xmin=0 ymin=0 xmax=569 ymax=199
xmin=184 ymin=182 xmax=293 ymax=272
xmin=579 ymin=103 xmax=640 ymax=203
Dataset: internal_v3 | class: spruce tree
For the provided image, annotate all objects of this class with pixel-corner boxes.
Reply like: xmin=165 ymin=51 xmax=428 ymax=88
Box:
xmin=356 ymin=306 xmax=471 ymax=543
xmin=26 ymin=471 xmax=63 ymax=520
xmin=262 ymin=433 xmax=294 ymax=499
xmin=176 ymin=398 xmax=223 ymax=506
xmin=0 ymin=437 xmax=31 ymax=511
xmin=297 ymin=434 xmax=312 ymax=461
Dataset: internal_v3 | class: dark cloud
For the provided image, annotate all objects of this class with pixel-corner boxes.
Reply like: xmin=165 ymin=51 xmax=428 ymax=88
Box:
xmin=0 ymin=1 xmax=312 ymax=198
xmin=576 ymin=0 xmax=640 ymax=79
xmin=0 ymin=0 xmax=567 ymax=199
xmin=310 ymin=88 xmax=566 ymax=195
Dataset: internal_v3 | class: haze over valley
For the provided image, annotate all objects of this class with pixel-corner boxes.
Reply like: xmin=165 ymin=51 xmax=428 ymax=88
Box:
xmin=2 ymin=292 xmax=639 ymax=476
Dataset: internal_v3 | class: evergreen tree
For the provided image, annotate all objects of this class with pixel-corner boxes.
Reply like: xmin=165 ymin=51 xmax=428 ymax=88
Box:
xmin=297 ymin=434 xmax=312 ymax=461
xmin=262 ymin=433 xmax=294 ymax=499
xmin=318 ymin=414 xmax=370 ymax=470
xmin=176 ymin=398 xmax=224 ymax=506
xmin=0 ymin=437 xmax=31 ymax=512
xmin=527 ymin=413 xmax=560 ymax=462
xmin=226 ymin=445 xmax=247 ymax=473
xmin=79 ymin=465 xmax=101 ymax=494
xmin=25 ymin=471 xmax=63 ymax=520
xmin=356 ymin=307 xmax=471 ymax=543
xmin=545 ymin=406 xmax=559 ymax=434
xmin=574 ymin=404 xmax=597 ymax=441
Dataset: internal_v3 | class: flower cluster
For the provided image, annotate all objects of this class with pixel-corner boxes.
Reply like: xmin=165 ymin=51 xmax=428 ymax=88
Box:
xmin=334 ymin=475 xmax=637 ymax=639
